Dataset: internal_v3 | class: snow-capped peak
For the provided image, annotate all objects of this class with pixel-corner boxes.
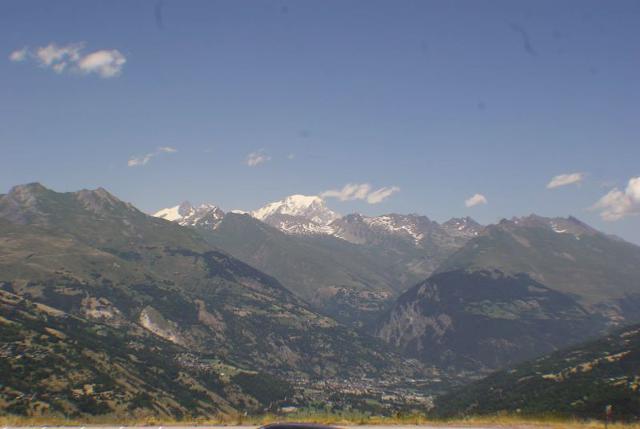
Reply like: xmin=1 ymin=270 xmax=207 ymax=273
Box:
xmin=500 ymin=214 xmax=599 ymax=239
xmin=442 ymin=216 xmax=483 ymax=238
xmin=153 ymin=201 xmax=225 ymax=229
xmin=330 ymin=213 xmax=444 ymax=246
xmin=362 ymin=214 xmax=430 ymax=245
xmin=154 ymin=201 xmax=194 ymax=221
xmin=252 ymin=194 xmax=339 ymax=225
xmin=542 ymin=216 xmax=598 ymax=237
xmin=250 ymin=194 xmax=340 ymax=235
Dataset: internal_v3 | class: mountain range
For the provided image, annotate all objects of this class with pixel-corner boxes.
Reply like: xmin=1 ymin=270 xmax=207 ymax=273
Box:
xmin=2 ymin=182 xmax=640 ymax=419
xmin=376 ymin=214 xmax=640 ymax=372
xmin=153 ymin=197 xmax=484 ymax=325
xmin=0 ymin=183 xmax=425 ymax=418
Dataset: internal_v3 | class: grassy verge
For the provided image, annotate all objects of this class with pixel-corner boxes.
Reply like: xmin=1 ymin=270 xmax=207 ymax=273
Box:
xmin=1 ymin=413 xmax=638 ymax=428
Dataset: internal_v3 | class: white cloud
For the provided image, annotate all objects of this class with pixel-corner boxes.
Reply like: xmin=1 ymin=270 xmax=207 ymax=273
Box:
xmin=128 ymin=154 xmax=153 ymax=167
xmin=592 ymin=176 xmax=640 ymax=221
xmin=8 ymin=42 xmax=126 ymax=78
xmin=322 ymin=183 xmax=371 ymax=201
xmin=8 ymin=47 xmax=28 ymax=62
xmin=465 ymin=193 xmax=488 ymax=208
xmin=35 ymin=43 xmax=82 ymax=67
xmin=547 ymin=172 xmax=584 ymax=189
xmin=321 ymin=183 xmax=399 ymax=204
xmin=246 ymin=151 xmax=271 ymax=167
xmin=367 ymin=186 xmax=400 ymax=204
xmin=127 ymin=146 xmax=177 ymax=167
xmin=77 ymin=49 xmax=126 ymax=78
xmin=52 ymin=62 xmax=67 ymax=74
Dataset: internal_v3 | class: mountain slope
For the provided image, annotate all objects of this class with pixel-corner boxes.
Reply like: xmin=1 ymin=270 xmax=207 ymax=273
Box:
xmin=376 ymin=214 xmax=640 ymax=373
xmin=0 ymin=288 xmax=288 ymax=418
xmin=197 ymin=212 xmax=481 ymax=326
xmin=441 ymin=217 xmax=484 ymax=240
xmin=376 ymin=270 xmax=604 ymax=372
xmin=438 ymin=215 xmax=640 ymax=323
xmin=190 ymin=213 xmax=397 ymax=326
xmin=432 ymin=323 xmax=640 ymax=420
xmin=0 ymin=183 xmax=419 ymax=386
xmin=329 ymin=213 xmax=473 ymax=284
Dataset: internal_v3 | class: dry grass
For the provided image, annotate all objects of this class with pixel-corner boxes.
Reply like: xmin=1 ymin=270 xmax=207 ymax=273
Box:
xmin=1 ymin=413 xmax=638 ymax=428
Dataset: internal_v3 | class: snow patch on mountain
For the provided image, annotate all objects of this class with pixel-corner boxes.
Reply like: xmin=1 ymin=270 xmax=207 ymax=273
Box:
xmin=550 ymin=222 xmax=568 ymax=234
xmin=508 ymin=215 xmax=599 ymax=238
xmin=154 ymin=205 xmax=184 ymax=222
xmin=362 ymin=215 xmax=427 ymax=245
xmin=442 ymin=217 xmax=483 ymax=239
xmin=153 ymin=201 xmax=225 ymax=230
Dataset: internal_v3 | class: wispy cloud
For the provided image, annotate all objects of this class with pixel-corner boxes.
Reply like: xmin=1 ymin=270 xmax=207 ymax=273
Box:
xmin=9 ymin=47 xmax=28 ymax=62
xmin=321 ymin=183 xmax=400 ymax=204
xmin=367 ymin=186 xmax=401 ymax=204
xmin=246 ymin=151 xmax=271 ymax=167
xmin=322 ymin=183 xmax=371 ymax=201
xmin=547 ymin=172 xmax=584 ymax=189
xmin=158 ymin=146 xmax=177 ymax=153
xmin=128 ymin=146 xmax=177 ymax=167
xmin=8 ymin=42 xmax=126 ymax=78
xmin=592 ymin=176 xmax=640 ymax=221
xmin=465 ymin=193 xmax=488 ymax=208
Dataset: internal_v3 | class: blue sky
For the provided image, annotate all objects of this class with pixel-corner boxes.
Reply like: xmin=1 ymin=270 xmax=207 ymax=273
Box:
xmin=2 ymin=0 xmax=640 ymax=242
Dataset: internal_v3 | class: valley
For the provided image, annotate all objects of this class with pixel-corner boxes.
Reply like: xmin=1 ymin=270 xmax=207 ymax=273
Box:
xmin=2 ymin=183 xmax=640 ymax=421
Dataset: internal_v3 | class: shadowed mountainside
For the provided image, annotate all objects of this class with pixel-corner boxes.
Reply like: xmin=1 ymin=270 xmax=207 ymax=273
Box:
xmin=432 ymin=323 xmax=640 ymax=420
xmin=376 ymin=269 xmax=605 ymax=372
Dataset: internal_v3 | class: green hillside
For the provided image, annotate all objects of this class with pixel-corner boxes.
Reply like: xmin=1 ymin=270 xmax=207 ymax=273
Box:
xmin=432 ymin=323 xmax=640 ymax=420
xmin=439 ymin=216 xmax=640 ymax=321
xmin=199 ymin=213 xmax=398 ymax=326
xmin=375 ymin=215 xmax=640 ymax=375
xmin=0 ymin=183 xmax=422 ymax=418
xmin=0 ymin=289 xmax=287 ymax=419
xmin=198 ymin=212 xmax=465 ymax=327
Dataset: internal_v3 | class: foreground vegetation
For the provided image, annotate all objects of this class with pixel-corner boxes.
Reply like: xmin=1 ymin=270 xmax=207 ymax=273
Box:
xmin=1 ymin=412 xmax=640 ymax=428
xmin=433 ymin=324 xmax=640 ymax=421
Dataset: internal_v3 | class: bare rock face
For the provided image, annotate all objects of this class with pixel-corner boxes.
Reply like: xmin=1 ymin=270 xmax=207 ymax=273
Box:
xmin=441 ymin=216 xmax=484 ymax=239
xmin=139 ymin=306 xmax=188 ymax=346
xmin=0 ymin=182 xmax=50 ymax=224
xmin=81 ymin=296 xmax=126 ymax=326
